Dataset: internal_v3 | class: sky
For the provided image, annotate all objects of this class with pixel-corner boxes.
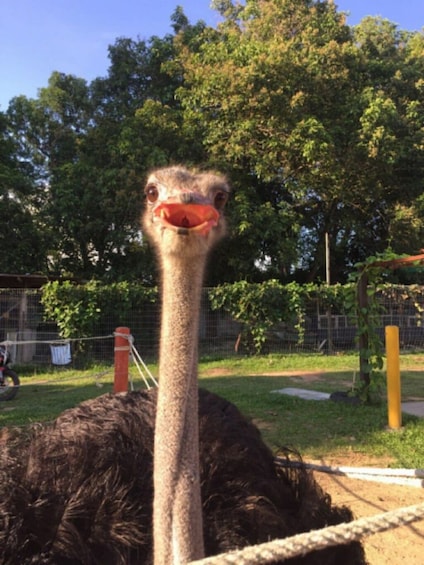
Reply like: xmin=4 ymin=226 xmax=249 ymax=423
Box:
xmin=1 ymin=0 xmax=424 ymax=111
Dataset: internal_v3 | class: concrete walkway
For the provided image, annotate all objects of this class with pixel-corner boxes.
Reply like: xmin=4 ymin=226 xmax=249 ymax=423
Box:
xmin=401 ymin=401 xmax=424 ymax=418
xmin=271 ymin=387 xmax=330 ymax=401
xmin=272 ymin=387 xmax=424 ymax=418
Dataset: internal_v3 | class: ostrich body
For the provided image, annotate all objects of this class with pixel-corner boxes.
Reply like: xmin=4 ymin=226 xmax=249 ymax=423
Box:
xmin=0 ymin=167 xmax=367 ymax=565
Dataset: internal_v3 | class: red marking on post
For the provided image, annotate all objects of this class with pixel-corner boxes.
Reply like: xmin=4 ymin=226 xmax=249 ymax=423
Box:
xmin=114 ymin=326 xmax=130 ymax=393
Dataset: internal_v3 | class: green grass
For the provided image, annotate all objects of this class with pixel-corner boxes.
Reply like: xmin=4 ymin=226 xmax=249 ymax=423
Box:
xmin=2 ymin=352 xmax=424 ymax=469
xmin=200 ymin=375 xmax=424 ymax=467
xmin=199 ymin=351 xmax=361 ymax=374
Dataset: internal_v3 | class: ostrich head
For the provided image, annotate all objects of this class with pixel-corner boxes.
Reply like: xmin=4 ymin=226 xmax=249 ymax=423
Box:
xmin=142 ymin=166 xmax=229 ymax=258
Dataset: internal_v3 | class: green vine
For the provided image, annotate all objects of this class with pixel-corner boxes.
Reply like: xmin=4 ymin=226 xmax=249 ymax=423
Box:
xmin=209 ymin=280 xmax=288 ymax=354
xmin=208 ymin=280 xmax=348 ymax=354
xmin=345 ymin=250 xmax=410 ymax=403
xmin=41 ymin=280 xmax=158 ymax=340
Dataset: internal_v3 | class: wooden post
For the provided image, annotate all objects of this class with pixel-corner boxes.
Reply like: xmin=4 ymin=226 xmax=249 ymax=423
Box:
xmin=114 ymin=326 xmax=130 ymax=393
xmin=325 ymin=232 xmax=333 ymax=354
xmin=357 ymin=271 xmax=370 ymax=386
xmin=385 ymin=325 xmax=402 ymax=429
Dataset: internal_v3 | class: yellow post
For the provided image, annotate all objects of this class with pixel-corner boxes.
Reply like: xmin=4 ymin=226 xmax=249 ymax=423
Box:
xmin=385 ymin=326 xmax=402 ymax=429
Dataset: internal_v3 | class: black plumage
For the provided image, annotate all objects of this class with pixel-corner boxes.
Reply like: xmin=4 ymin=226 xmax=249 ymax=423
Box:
xmin=0 ymin=388 xmax=366 ymax=564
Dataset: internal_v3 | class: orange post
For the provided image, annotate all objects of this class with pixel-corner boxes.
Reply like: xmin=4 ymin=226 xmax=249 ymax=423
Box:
xmin=114 ymin=326 xmax=130 ymax=393
xmin=385 ymin=325 xmax=402 ymax=429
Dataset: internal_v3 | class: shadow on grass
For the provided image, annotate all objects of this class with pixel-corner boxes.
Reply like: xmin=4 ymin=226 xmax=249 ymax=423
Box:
xmin=2 ymin=372 xmax=423 ymax=467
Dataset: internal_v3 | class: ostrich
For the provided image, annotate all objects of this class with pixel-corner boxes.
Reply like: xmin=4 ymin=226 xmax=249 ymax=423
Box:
xmin=0 ymin=166 xmax=367 ymax=565
xmin=142 ymin=167 xmax=229 ymax=564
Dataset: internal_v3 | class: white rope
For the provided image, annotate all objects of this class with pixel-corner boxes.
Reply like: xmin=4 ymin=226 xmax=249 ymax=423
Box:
xmin=1 ymin=335 xmax=113 ymax=346
xmin=189 ymin=502 xmax=424 ymax=565
xmin=277 ymin=459 xmax=424 ymax=487
xmin=333 ymin=474 xmax=424 ymax=487
xmin=130 ymin=343 xmax=158 ymax=389
xmin=113 ymin=331 xmax=132 ymax=340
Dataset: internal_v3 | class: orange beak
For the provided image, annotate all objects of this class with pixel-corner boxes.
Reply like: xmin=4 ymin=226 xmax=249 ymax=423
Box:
xmin=154 ymin=203 xmax=219 ymax=236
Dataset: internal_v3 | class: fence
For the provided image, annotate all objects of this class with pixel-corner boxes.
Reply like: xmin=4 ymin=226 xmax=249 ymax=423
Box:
xmin=1 ymin=286 xmax=424 ymax=366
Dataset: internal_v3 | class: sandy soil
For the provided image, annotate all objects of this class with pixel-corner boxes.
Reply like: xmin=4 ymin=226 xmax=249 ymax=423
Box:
xmin=313 ymin=455 xmax=424 ymax=565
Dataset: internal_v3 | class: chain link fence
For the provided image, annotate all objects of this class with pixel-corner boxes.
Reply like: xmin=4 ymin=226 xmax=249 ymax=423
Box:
xmin=1 ymin=286 xmax=424 ymax=367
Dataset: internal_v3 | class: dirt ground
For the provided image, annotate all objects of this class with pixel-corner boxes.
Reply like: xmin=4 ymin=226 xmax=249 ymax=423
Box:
xmin=312 ymin=454 xmax=424 ymax=565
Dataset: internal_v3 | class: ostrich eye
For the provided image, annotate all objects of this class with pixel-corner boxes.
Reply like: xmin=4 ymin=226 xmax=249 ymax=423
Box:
xmin=214 ymin=191 xmax=228 ymax=210
xmin=145 ymin=184 xmax=159 ymax=203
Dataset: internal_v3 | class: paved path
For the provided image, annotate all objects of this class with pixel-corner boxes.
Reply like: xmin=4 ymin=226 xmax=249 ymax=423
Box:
xmin=273 ymin=387 xmax=424 ymax=418
xmin=402 ymin=401 xmax=424 ymax=417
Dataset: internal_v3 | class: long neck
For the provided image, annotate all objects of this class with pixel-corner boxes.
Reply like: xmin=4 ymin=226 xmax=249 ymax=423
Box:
xmin=153 ymin=253 xmax=206 ymax=565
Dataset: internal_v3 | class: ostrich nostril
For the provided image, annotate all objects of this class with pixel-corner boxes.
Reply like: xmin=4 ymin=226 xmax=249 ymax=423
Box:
xmin=180 ymin=192 xmax=195 ymax=204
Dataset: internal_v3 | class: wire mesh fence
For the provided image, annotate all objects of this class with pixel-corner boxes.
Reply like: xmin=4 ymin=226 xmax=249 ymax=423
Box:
xmin=1 ymin=286 xmax=424 ymax=367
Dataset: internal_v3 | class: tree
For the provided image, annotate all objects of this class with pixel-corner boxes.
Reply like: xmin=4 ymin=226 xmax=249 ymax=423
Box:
xmin=177 ymin=1 xmax=424 ymax=282
xmin=0 ymin=111 xmax=46 ymax=272
xmin=4 ymin=3 xmax=424 ymax=284
xmin=4 ymin=10 xmax=210 ymax=281
xmin=178 ymin=0 xmax=355 ymax=280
